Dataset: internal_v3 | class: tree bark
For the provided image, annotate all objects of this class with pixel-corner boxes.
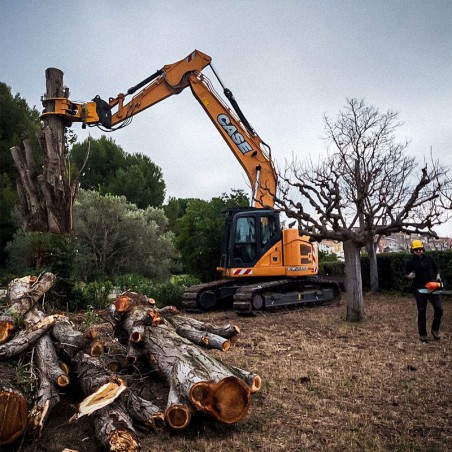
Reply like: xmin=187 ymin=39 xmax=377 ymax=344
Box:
xmin=343 ymin=240 xmax=365 ymax=321
xmin=366 ymin=240 xmax=379 ymax=291
xmin=92 ymin=402 xmax=141 ymax=452
xmin=28 ymin=373 xmax=60 ymax=437
xmin=0 ymin=314 xmax=62 ymax=359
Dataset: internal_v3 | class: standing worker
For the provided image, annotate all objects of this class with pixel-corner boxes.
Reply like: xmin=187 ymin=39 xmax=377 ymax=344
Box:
xmin=404 ymin=239 xmax=444 ymax=343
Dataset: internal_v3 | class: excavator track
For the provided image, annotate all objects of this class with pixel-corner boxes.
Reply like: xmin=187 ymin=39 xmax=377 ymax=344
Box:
xmin=182 ymin=279 xmax=239 ymax=312
xmin=233 ymin=278 xmax=341 ymax=315
xmin=182 ymin=278 xmax=341 ymax=315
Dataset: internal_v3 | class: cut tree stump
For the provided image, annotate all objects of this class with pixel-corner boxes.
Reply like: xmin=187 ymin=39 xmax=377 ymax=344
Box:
xmin=0 ymin=387 xmax=28 ymax=446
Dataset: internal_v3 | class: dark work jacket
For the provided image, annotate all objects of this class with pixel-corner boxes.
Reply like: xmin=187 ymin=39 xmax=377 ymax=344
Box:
xmin=404 ymin=254 xmax=439 ymax=289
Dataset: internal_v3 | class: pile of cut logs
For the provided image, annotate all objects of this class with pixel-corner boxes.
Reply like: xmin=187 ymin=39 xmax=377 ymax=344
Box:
xmin=0 ymin=273 xmax=261 ymax=451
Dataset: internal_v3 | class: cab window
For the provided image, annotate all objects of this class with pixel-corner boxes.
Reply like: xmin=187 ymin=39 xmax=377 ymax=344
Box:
xmin=234 ymin=217 xmax=256 ymax=263
xmin=260 ymin=215 xmax=276 ymax=246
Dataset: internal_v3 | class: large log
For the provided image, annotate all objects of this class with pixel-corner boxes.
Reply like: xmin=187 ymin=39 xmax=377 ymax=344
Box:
xmin=70 ymin=351 xmax=164 ymax=451
xmin=1 ymin=273 xmax=64 ymax=437
xmin=28 ymin=373 xmax=60 ymax=437
xmin=112 ymin=295 xmax=257 ymax=428
xmin=92 ymin=402 xmax=141 ymax=452
xmin=6 ymin=273 xmax=56 ymax=315
xmin=143 ymin=323 xmax=251 ymax=425
xmin=0 ymin=314 xmax=62 ymax=359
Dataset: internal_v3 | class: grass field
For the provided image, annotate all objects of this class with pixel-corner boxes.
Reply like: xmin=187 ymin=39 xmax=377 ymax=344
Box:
xmin=5 ymin=293 xmax=451 ymax=452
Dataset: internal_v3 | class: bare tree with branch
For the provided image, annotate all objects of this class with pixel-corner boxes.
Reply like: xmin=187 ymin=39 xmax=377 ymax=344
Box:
xmin=275 ymin=98 xmax=451 ymax=321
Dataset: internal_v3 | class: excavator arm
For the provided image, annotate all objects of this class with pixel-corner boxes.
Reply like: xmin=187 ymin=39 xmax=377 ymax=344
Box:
xmin=41 ymin=50 xmax=276 ymax=208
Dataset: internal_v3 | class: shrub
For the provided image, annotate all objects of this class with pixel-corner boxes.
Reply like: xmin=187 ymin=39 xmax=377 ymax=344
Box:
xmin=319 ymin=250 xmax=452 ymax=293
xmin=114 ymin=273 xmax=200 ymax=309
xmin=78 ymin=280 xmax=114 ymax=310
xmin=320 ymin=261 xmax=345 ymax=276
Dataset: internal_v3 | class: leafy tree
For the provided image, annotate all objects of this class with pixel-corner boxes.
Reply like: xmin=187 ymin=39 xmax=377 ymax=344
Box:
xmin=70 ymin=136 xmax=127 ymax=192
xmin=0 ymin=82 xmax=41 ymax=265
xmin=6 ymin=231 xmax=76 ymax=278
xmin=70 ymin=136 xmax=165 ymax=208
xmin=163 ymin=197 xmax=193 ymax=235
xmin=177 ymin=190 xmax=249 ymax=281
xmin=73 ymin=189 xmax=176 ymax=281
xmin=109 ymin=154 xmax=165 ymax=208
xmin=275 ymin=98 xmax=451 ymax=321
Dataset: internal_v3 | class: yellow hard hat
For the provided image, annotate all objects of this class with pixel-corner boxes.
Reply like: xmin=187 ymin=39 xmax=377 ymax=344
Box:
xmin=411 ymin=239 xmax=424 ymax=250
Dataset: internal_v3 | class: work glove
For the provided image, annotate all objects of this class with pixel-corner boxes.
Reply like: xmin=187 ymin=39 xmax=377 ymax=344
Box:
xmin=406 ymin=272 xmax=416 ymax=280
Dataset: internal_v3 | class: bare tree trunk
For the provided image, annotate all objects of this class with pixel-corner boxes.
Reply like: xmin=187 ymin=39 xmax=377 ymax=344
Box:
xmin=343 ymin=240 xmax=365 ymax=321
xmin=10 ymin=68 xmax=79 ymax=233
xmin=366 ymin=240 xmax=379 ymax=291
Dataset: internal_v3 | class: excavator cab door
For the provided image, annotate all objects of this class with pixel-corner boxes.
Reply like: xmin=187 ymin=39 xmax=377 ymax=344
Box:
xmin=220 ymin=209 xmax=281 ymax=269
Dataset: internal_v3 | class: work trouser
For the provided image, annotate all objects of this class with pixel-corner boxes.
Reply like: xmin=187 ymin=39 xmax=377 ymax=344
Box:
xmin=414 ymin=291 xmax=443 ymax=336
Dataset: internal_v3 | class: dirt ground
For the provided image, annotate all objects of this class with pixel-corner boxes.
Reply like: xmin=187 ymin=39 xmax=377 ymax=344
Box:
xmin=2 ymin=293 xmax=451 ymax=452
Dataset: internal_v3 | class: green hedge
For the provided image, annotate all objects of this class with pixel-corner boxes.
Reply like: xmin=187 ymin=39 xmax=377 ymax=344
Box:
xmin=320 ymin=250 xmax=452 ymax=293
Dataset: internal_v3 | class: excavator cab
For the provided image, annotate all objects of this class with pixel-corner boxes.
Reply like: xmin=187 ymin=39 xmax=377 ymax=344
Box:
xmin=220 ymin=208 xmax=281 ymax=270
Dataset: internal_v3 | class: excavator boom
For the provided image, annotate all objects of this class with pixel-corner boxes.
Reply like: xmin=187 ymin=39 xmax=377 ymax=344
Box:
xmin=41 ymin=50 xmax=275 ymax=208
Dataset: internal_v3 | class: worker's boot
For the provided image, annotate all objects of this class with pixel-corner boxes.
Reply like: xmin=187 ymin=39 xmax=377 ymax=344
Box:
xmin=419 ymin=335 xmax=429 ymax=343
xmin=431 ymin=329 xmax=441 ymax=341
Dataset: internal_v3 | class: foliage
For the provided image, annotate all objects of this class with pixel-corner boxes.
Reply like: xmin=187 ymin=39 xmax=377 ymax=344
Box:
xmin=109 ymin=153 xmax=166 ymax=208
xmin=70 ymin=136 xmax=165 ymax=208
xmin=81 ymin=305 xmax=101 ymax=330
xmin=318 ymin=250 xmax=339 ymax=262
xmin=5 ymin=231 xmax=77 ymax=278
xmin=3 ymin=230 xmax=96 ymax=310
xmin=150 ymin=274 xmax=201 ymax=308
xmin=176 ymin=190 xmax=249 ymax=281
xmin=319 ymin=261 xmax=345 ymax=276
xmin=13 ymin=357 xmax=38 ymax=405
xmin=0 ymin=83 xmax=41 ymax=178
xmin=0 ymin=83 xmax=41 ymax=266
xmin=78 ymin=280 xmax=114 ymax=310
xmin=74 ymin=190 xmax=177 ymax=282
xmin=163 ymin=197 xmax=193 ymax=234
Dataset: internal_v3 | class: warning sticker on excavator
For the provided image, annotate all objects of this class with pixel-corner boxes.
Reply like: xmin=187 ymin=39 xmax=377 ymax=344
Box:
xmin=233 ymin=269 xmax=253 ymax=276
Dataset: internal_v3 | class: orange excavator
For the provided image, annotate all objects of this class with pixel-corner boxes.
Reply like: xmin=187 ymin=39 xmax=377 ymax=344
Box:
xmin=41 ymin=50 xmax=340 ymax=314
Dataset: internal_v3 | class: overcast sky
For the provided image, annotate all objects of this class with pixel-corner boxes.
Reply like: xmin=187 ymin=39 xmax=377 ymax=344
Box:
xmin=1 ymin=0 xmax=451 ymax=235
